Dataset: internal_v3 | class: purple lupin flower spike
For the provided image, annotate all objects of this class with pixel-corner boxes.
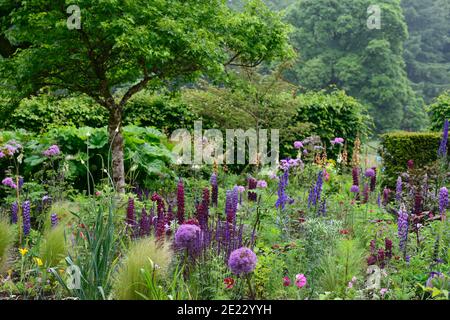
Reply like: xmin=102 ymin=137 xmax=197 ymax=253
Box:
xmin=22 ymin=201 xmax=31 ymax=236
xmin=177 ymin=179 xmax=185 ymax=224
xmin=11 ymin=202 xmax=18 ymax=224
xmin=225 ymin=190 xmax=236 ymax=224
xmin=396 ymin=176 xmax=402 ymax=202
xmin=126 ymin=197 xmax=136 ymax=227
xmin=438 ymin=119 xmax=449 ymax=157
xmin=139 ymin=207 xmax=151 ymax=237
xmin=439 ymin=187 xmax=448 ymax=217
xmin=210 ymin=173 xmax=218 ymax=207
xmin=397 ymin=204 xmax=409 ymax=256
xmin=51 ymin=213 xmax=58 ymax=228
xmin=275 ymin=169 xmax=289 ymax=210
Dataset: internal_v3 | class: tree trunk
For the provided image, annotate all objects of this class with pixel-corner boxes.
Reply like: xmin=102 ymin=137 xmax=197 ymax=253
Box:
xmin=108 ymin=106 xmax=126 ymax=193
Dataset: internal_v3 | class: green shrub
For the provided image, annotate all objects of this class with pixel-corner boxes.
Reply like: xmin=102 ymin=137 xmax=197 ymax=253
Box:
xmin=427 ymin=91 xmax=450 ymax=131
xmin=379 ymin=131 xmax=447 ymax=187
xmin=113 ymin=237 xmax=172 ymax=300
xmin=0 ymin=219 xmax=13 ymax=272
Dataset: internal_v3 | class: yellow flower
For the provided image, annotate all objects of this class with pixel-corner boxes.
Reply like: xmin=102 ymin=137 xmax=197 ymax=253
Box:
xmin=18 ymin=248 xmax=28 ymax=257
xmin=34 ymin=257 xmax=43 ymax=267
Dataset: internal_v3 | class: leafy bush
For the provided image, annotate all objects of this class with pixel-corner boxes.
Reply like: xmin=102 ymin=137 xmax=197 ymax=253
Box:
xmin=113 ymin=237 xmax=172 ymax=300
xmin=427 ymin=91 xmax=450 ymax=131
xmin=379 ymin=131 xmax=447 ymax=186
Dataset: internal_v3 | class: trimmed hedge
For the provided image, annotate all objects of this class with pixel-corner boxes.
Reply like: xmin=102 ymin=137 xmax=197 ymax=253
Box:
xmin=379 ymin=131 xmax=447 ymax=186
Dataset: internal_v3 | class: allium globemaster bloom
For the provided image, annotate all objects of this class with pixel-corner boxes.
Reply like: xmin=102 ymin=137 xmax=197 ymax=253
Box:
xmin=175 ymin=224 xmax=201 ymax=248
xmin=228 ymin=247 xmax=257 ymax=275
xmin=350 ymin=185 xmax=360 ymax=193
xmin=365 ymin=168 xmax=375 ymax=178
xmin=43 ymin=145 xmax=61 ymax=157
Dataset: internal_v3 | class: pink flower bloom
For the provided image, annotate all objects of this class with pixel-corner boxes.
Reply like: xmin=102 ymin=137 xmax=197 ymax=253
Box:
xmin=2 ymin=177 xmax=17 ymax=189
xmin=295 ymin=274 xmax=307 ymax=288
xmin=43 ymin=145 xmax=60 ymax=157
xmin=257 ymin=180 xmax=267 ymax=188
xmin=347 ymin=281 xmax=353 ymax=288
xmin=237 ymin=186 xmax=245 ymax=193
xmin=0 ymin=151 xmax=4 ymax=158
xmin=283 ymin=276 xmax=291 ymax=287
xmin=351 ymin=276 xmax=357 ymax=283
xmin=331 ymin=137 xmax=345 ymax=145
xmin=380 ymin=288 xmax=388 ymax=296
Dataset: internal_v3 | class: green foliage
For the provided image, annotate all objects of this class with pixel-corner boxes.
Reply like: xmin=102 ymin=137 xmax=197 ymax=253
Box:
xmin=113 ymin=237 xmax=172 ymax=300
xmin=402 ymin=0 xmax=450 ymax=103
xmin=39 ymin=225 xmax=67 ymax=268
xmin=427 ymin=91 xmax=450 ymax=131
xmin=379 ymin=131 xmax=446 ymax=186
xmin=0 ymin=219 xmax=13 ymax=272
xmin=286 ymin=0 xmax=428 ymax=132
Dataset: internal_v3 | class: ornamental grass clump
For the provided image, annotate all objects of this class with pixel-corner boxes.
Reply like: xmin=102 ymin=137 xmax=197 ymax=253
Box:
xmin=113 ymin=237 xmax=172 ymax=300
xmin=39 ymin=224 xmax=67 ymax=268
xmin=0 ymin=219 xmax=13 ymax=272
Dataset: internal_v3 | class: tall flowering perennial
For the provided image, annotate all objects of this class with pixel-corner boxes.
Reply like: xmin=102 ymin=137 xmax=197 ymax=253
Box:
xmin=396 ymin=176 xmax=402 ymax=202
xmin=11 ymin=202 xmax=18 ymax=224
xmin=228 ymin=247 xmax=257 ymax=275
xmin=370 ymin=167 xmax=377 ymax=192
xmin=43 ymin=145 xmax=60 ymax=157
xmin=275 ymin=169 xmax=289 ymax=210
xmin=352 ymin=167 xmax=360 ymax=187
xmin=177 ymin=179 xmax=185 ymax=224
xmin=362 ymin=183 xmax=369 ymax=204
xmin=210 ymin=173 xmax=218 ymax=207
xmin=225 ymin=188 xmax=238 ymax=224
xmin=22 ymin=201 xmax=31 ymax=236
xmin=151 ymin=193 xmax=166 ymax=239
xmin=439 ymin=187 xmax=448 ymax=218
xmin=51 ymin=213 xmax=58 ymax=228
xmin=126 ymin=197 xmax=136 ymax=228
xmin=397 ymin=204 xmax=409 ymax=256
xmin=139 ymin=208 xmax=151 ymax=237
xmin=2 ymin=177 xmax=17 ymax=189
xmin=247 ymin=177 xmax=257 ymax=202
xmin=197 ymin=188 xmax=210 ymax=228
xmin=438 ymin=119 xmax=449 ymax=157
xmin=308 ymin=170 xmax=324 ymax=207
xmin=382 ymin=187 xmax=390 ymax=206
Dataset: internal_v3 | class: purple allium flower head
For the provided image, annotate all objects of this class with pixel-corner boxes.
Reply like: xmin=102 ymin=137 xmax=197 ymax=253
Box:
xmin=294 ymin=141 xmax=303 ymax=149
xmin=256 ymin=180 xmax=267 ymax=188
xmin=228 ymin=247 xmax=257 ymax=275
xmin=397 ymin=204 xmax=409 ymax=255
xmin=210 ymin=173 xmax=218 ymax=207
xmin=365 ymin=168 xmax=375 ymax=178
xmin=43 ymin=145 xmax=61 ymax=157
xmin=396 ymin=176 xmax=402 ymax=202
xmin=22 ymin=201 xmax=31 ymax=236
xmin=51 ymin=213 xmax=58 ymax=228
xmin=439 ymin=187 xmax=448 ymax=215
xmin=177 ymin=179 xmax=185 ymax=224
xmin=11 ymin=202 xmax=18 ymax=224
xmin=175 ymin=224 xmax=201 ymax=248
xmin=438 ymin=119 xmax=449 ymax=157
xmin=2 ymin=177 xmax=17 ymax=189
xmin=350 ymin=185 xmax=360 ymax=193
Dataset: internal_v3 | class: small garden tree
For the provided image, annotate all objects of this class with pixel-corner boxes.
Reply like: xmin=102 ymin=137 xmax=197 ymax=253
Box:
xmin=0 ymin=0 xmax=293 ymax=192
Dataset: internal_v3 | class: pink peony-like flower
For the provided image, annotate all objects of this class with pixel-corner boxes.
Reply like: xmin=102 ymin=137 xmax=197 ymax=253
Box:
xmin=295 ymin=274 xmax=307 ymax=288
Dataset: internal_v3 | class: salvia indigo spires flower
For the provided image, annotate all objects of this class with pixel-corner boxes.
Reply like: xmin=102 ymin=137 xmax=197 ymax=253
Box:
xmin=177 ymin=179 xmax=185 ymax=224
xmin=397 ymin=204 xmax=409 ymax=255
xmin=438 ymin=119 xmax=449 ymax=157
xmin=11 ymin=202 xmax=18 ymax=224
xmin=439 ymin=187 xmax=448 ymax=216
xmin=43 ymin=145 xmax=60 ymax=157
xmin=51 ymin=213 xmax=58 ymax=228
xmin=22 ymin=201 xmax=31 ymax=236
xmin=396 ymin=176 xmax=402 ymax=202
xmin=275 ymin=169 xmax=289 ymax=210
xmin=210 ymin=173 xmax=218 ymax=207
xmin=228 ymin=247 xmax=257 ymax=275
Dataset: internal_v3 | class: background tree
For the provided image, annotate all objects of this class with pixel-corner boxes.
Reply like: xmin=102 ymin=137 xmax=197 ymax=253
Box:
xmin=402 ymin=0 xmax=450 ymax=103
xmin=0 ymin=0 xmax=293 ymax=192
xmin=285 ymin=0 xmax=427 ymax=133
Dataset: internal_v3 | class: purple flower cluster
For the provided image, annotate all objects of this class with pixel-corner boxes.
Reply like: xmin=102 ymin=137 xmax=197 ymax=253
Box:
xmin=369 ymin=167 xmax=377 ymax=191
xmin=365 ymin=168 xmax=375 ymax=178
xmin=438 ymin=119 xmax=449 ymax=157
xmin=396 ymin=176 xmax=402 ymax=202
xmin=177 ymin=179 xmax=185 ymax=224
xmin=22 ymin=201 xmax=31 ymax=236
xmin=275 ymin=169 xmax=289 ymax=210
xmin=247 ymin=177 xmax=257 ymax=202
xmin=2 ymin=177 xmax=17 ymax=189
xmin=139 ymin=207 xmax=151 ymax=237
xmin=11 ymin=202 xmax=18 ymax=224
xmin=175 ymin=224 xmax=201 ymax=249
xmin=331 ymin=137 xmax=345 ymax=145
xmin=439 ymin=187 xmax=448 ymax=216
xmin=397 ymin=205 xmax=409 ymax=255
xmin=293 ymin=141 xmax=303 ymax=149
xmin=228 ymin=247 xmax=257 ymax=275
xmin=350 ymin=185 xmax=360 ymax=193
xmin=1 ymin=140 xmax=21 ymax=157
xmin=51 ymin=213 xmax=58 ymax=228
xmin=308 ymin=170 xmax=323 ymax=207
xmin=43 ymin=145 xmax=61 ymax=157
xmin=225 ymin=187 xmax=239 ymax=224
xmin=256 ymin=180 xmax=267 ymax=188
xmin=210 ymin=173 xmax=218 ymax=207
xmin=382 ymin=187 xmax=390 ymax=205
xmin=279 ymin=158 xmax=302 ymax=171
